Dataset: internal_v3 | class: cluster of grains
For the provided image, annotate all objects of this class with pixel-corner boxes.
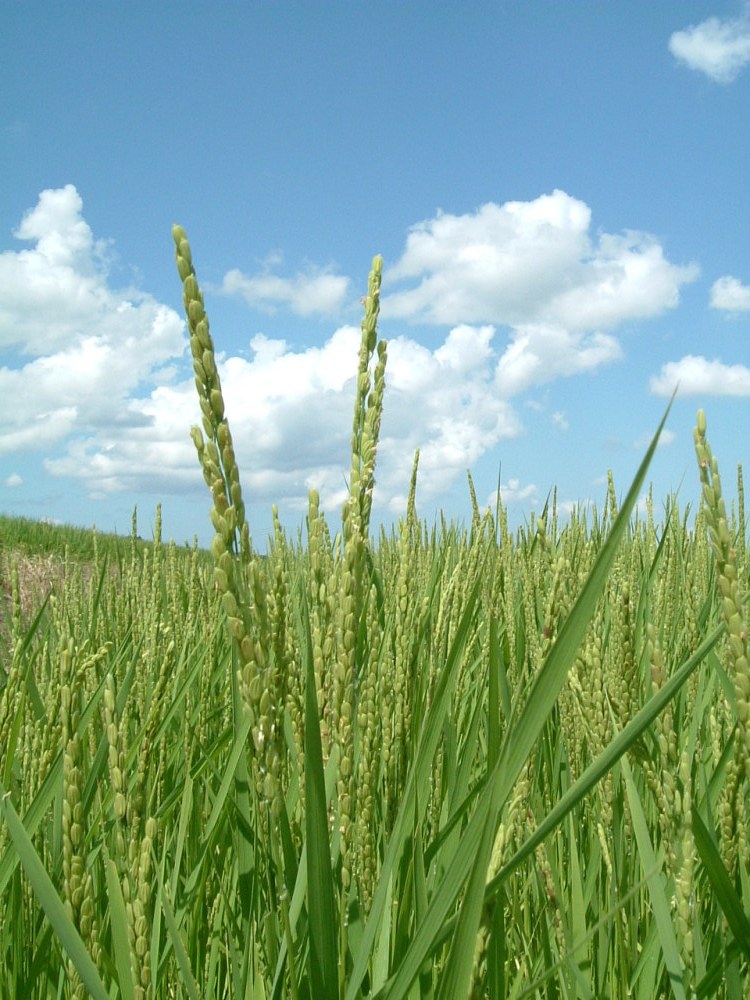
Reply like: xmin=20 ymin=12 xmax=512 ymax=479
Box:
xmin=305 ymin=487 xmax=333 ymax=762
xmin=60 ymin=638 xmax=97 ymax=996
xmin=335 ymin=257 xmax=386 ymax=892
xmin=385 ymin=451 xmax=421 ymax=819
xmin=642 ymin=624 xmax=680 ymax=871
xmin=694 ymin=410 xmax=750 ymax=772
xmin=693 ymin=410 xmax=750 ymax=895
xmin=673 ymin=749 xmax=696 ymax=988
xmin=173 ymin=226 xmax=287 ymax=818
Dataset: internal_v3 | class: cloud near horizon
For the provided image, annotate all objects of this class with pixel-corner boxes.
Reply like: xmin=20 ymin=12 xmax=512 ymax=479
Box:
xmin=669 ymin=9 xmax=750 ymax=83
xmin=1 ymin=185 xmax=700 ymax=516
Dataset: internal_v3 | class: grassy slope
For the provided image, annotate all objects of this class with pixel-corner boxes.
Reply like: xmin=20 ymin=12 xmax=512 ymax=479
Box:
xmin=0 ymin=513 xmax=207 ymax=670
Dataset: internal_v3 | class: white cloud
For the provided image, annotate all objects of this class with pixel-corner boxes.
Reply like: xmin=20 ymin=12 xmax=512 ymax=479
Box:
xmin=381 ymin=193 xmax=695 ymax=399
xmin=711 ymin=275 xmax=750 ymax=311
xmin=383 ymin=191 xmax=697 ymax=329
xmin=0 ymin=406 xmax=78 ymax=456
xmin=651 ymin=355 xmax=750 ymax=396
xmin=4 ymin=473 xmax=22 ymax=488
xmin=45 ymin=323 xmax=524 ymax=514
xmin=669 ymin=11 xmax=750 ymax=83
xmin=0 ymin=185 xmax=186 ymax=458
xmin=222 ymin=262 xmax=350 ymax=316
xmin=494 ymin=324 xmax=622 ymax=396
xmin=380 ymin=325 xmax=522 ymax=506
xmin=486 ymin=478 xmax=539 ymax=510
xmin=44 ymin=384 xmax=201 ymax=495
xmin=552 ymin=411 xmax=569 ymax=431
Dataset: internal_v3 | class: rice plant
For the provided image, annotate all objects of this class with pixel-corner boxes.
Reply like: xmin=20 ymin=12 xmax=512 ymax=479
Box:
xmin=0 ymin=226 xmax=747 ymax=998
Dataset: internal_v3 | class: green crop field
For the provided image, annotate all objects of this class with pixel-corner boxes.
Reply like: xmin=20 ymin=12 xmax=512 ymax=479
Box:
xmin=0 ymin=230 xmax=748 ymax=999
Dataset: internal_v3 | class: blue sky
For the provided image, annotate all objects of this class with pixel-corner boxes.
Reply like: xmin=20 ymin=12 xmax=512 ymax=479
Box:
xmin=2 ymin=3 xmax=750 ymax=547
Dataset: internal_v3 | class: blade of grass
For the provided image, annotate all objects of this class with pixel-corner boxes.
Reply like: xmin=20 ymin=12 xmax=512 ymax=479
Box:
xmin=231 ymin=641 xmax=256 ymax=941
xmin=435 ymin=795 xmax=496 ymax=1000
xmin=0 ymin=753 xmax=62 ymax=897
xmin=567 ymin=814 xmax=588 ymax=972
xmin=621 ymin=752 xmax=686 ymax=1000
xmin=416 ymin=626 xmax=719 ymax=978
xmin=171 ymin=771 xmax=194 ymax=900
xmin=487 ymin=616 xmax=503 ymax=771
xmin=152 ymin=842 xmax=201 ymax=1000
xmin=692 ymin=807 xmax=750 ymax=961
xmin=484 ymin=622 xmax=722 ymax=903
xmin=0 ymin=780 xmax=109 ymax=1000
xmin=413 ymin=795 xmax=433 ymax=1000
xmin=104 ymin=855 xmax=136 ymax=1000
xmin=301 ymin=587 xmax=338 ymax=998
xmin=269 ymin=748 xmax=340 ymax=999
xmin=695 ymin=940 xmax=745 ymax=999
xmin=203 ymin=710 xmax=253 ymax=845
xmin=486 ymin=886 xmax=505 ymax=1000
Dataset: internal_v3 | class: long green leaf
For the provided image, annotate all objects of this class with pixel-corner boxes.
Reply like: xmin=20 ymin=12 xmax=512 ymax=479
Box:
xmin=417 ymin=623 xmax=721 ymax=972
xmin=152 ymin=843 xmax=201 ymax=1000
xmin=231 ymin=640 xmax=256 ymax=943
xmin=0 ymin=752 xmax=62 ymax=897
xmin=485 ymin=623 xmax=722 ymax=901
xmin=621 ymin=752 xmax=686 ymax=1000
xmin=171 ymin=771 xmax=194 ymax=900
xmin=487 ymin=616 xmax=502 ymax=772
xmin=302 ymin=588 xmax=338 ymax=998
xmin=203 ymin=710 xmax=253 ymax=844
xmin=104 ymin=855 xmax=136 ymax=1000
xmin=269 ymin=748 xmax=340 ymax=999
xmin=0 ymin=781 xmax=109 ymax=1000
xmin=692 ymin=808 xmax=750 ymax=961
xmin=435 ymin=795 xmax=496 ymax=1000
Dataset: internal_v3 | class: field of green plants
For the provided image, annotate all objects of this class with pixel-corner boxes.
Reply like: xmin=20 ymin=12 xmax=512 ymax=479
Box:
xmin=0 ymin=230 xmax=748 ymax=999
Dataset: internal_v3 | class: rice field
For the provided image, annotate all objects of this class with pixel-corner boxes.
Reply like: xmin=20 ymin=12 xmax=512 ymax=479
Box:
xmin=0 ymin=231 xmax=748 ymax=998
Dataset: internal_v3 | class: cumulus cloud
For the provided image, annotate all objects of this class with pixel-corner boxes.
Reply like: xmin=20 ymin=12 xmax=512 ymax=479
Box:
xmin=222 ymin=261 xmax=350 ymax=316
xmin=651 ymin=355 xmax=750 ymax=396
xmin=383 ymin=191 xmax=697 ymax=328
xmin=669 ymin=10 xmax=750 ymax=82
xmin=711 ymin=275 xmax=750 ymax=311
xmin=4 ymin=473 xmax=22 ymax=488
xmin=45 ymin=323 xmax=524 ymax=514
xmin=486 ymin=479 xmax=540 ymax=511
xmin=494 ymin=324 xmax=622 ymax=396
xmin=381 ymin=193 xmax=695 ymax=397
xmin=379 ymin=325 xmax=521 ymax=507
xmin=0 ymin=185 xmax=186 ymax=459
xmin=44 ymin=383 xmax=202 ymax=496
